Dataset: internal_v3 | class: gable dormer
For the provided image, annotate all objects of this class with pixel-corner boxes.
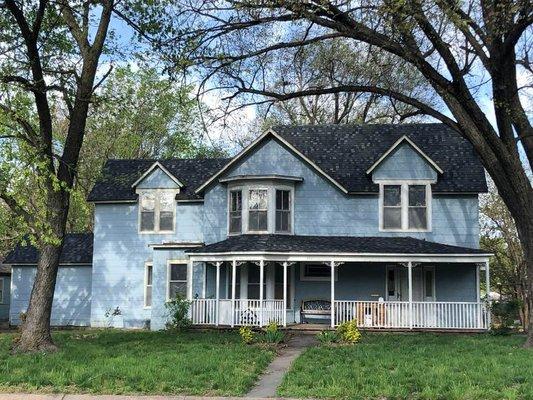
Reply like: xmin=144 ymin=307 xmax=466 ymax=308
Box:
xmin=132 ymin=162 xmax=183 ymax=234
xmin=368 ymin=136 xmax=443 ymax=233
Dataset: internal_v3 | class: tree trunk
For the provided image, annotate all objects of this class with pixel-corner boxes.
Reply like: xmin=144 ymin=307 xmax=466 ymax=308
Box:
xmin=523 ymin=232 xmax=533 ymax=347
xmin=14 ymin=190 xmax=68 ymax=353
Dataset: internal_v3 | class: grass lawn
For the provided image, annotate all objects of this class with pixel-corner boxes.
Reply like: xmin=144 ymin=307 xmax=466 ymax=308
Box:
xmin=278 ymin=333 xmax=533 ymax=400
xmin=0 ymin=329 xmax=274 ymax=396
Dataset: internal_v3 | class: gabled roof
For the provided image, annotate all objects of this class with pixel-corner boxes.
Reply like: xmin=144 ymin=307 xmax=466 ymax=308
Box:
xmin=131 ymin=161 xmax=184 ymax=188
xmin=187 ymin=234 xmax=490 ymax=255
xmin=366 ymin=135 xmax=444 ymax=175
xmin=3 ymin=233 xmax=93 ymax=265
xmin=88 ymin=158 xmax=230 ymax=202
xmin=270 ymin=124 xmax=487 ymax=193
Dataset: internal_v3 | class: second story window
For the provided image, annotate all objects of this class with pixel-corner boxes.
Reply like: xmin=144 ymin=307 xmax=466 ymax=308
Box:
xmin=380 ymin=182 xmax=430 ymax=231
xmin=139 ymin=190 xmax=176 ymax=233
xmin=248 ymin=189 xmax=268 ymax=232
xmin=229 ymin=190 xmax=242 ymax=234
xmin=275 ymin=189 xmax=291 ymax=233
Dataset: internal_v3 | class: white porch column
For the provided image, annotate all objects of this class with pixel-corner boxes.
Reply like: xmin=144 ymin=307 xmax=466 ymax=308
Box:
xmin=485 ymin=260 xmax=491 ymax=328
xmin=330 ymin=260 xmax=335 ymax=328
xmin=408 ymin=261 xmax=413 ymax=330
xmin=283 ymin=261 xmax=288 ymax=327
xmin=259 ymin=260 xmax=264 ymax=327
xmin=187 ymin=260 xmax=193 ymax=300
xmin=231 ymin=260 xmax=236 ymax=328
xmin=215 ymin=262 xmax=221 ymax=326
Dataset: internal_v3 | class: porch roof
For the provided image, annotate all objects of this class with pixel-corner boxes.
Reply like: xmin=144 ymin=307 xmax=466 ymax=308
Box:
xmin=186 ymin=234 xmax=491 ymax=263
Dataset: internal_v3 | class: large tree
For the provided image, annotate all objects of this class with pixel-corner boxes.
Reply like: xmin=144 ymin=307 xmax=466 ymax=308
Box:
xmin=156 ymin=0 xmax=533 ymax=345
xmin=0 ymin=0 xmax=167 ymax=352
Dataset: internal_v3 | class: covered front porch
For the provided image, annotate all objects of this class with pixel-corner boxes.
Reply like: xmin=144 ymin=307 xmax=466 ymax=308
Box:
xmin=185 ymin=235 xmax=492 ymax=331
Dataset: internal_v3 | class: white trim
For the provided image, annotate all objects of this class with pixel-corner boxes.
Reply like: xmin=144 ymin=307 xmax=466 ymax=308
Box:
xmin=143 ymin=262 xmax=153 ymax=309
xmin=195 ymin=129 xmax=348 ymax=194
xmin=167 ymin=259 xmax=188 ymax=302
xmin=378 ymin=180 xmax=433 ymax=232
xmin=188 ymin=252 xmax=492 ymax=264
xmin=300 ymin=262 xmax=339 ymax=281
xmin=137 ymin=188 xmax=179 ymax=234
xmin=220 ymin=174 xmax=303 ymax=183
xmin=366 ymin=135 xmax=444 ymax=175
xmin=149 ymin=242 xmax=204 ymax=249
xmin=131 ymin=161 xmax=184 ymax=188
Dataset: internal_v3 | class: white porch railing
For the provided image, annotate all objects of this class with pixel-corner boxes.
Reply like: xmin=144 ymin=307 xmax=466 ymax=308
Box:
xmin=334 ymin=300 xmax=489 ymax=329
xmin=190 ymin=299 xmax=284 ymax=327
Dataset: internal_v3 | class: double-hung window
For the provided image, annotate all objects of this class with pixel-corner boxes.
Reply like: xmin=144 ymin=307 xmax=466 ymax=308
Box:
xmin=139 ymin=190 xmax=176 ymax=233
xmin=144 ymin=263 xmax=153 ymax=308
xmin=248 ymin=189 xmax=268 ymax=232
xmin=229 ymin=190 xmax=242 ymax=234
xmin=380 ymin=183 xmax=430 ymax=231
xmin=168 ymin=263 xmax=187 ymax=300
xmin=275 ymin=189 xmax=291 ymax=233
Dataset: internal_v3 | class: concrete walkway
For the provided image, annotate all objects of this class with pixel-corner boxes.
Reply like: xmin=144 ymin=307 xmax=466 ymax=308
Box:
xmin=246 ymin=334 xmax=316 ymax=398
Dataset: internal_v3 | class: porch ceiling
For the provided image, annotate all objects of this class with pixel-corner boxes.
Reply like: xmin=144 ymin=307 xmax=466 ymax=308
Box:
xmin=186 ymin=234 xmax=491 ymax=263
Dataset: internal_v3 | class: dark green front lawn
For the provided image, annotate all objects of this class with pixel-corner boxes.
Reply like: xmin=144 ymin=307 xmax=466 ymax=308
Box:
xmin=0 ymin=329 xmax=274 ymax=396
xmin=278 ymin=333 xmax=532 ymax=400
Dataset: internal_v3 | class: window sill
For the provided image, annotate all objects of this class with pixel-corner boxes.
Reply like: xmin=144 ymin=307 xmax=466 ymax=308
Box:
xmin=139 ymin=230 xmax=176 ymax=235
xmin=379 ymin=228 xmax=432 ymax=233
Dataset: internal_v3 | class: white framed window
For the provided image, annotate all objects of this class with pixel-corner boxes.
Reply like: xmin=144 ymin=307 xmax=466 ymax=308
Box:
xmin=227 ymin=183 xmax=295 ymax=235
xmin=167 ymin=262 xmax=187 ymax=300
xmin=0 ymin=277 xmax=4 ymax=304
xmin=275 ymin=189 xmax=291 ymax=233
xmin=229 ymin=190 xmax=242 ymax=234
xmin=138 ymin=189 xmax=177 ymax=233
xmin=248 ymin=188 xmax=268 ymax=232
xmin=379 ymin=181 xmax=431 ymax=232
xmin=300 ymin=263 xmax=338 ymax=282
xmin=144 ymin=263 xmax=153 ymax=308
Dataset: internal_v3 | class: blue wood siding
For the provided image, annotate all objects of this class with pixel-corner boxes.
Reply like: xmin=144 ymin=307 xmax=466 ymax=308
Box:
xmin=136 ymin=167 xmax=180 ymax=189
xmin=10 ymin=266 xmax=91 ymax=326
xmin=372 ymin=143 xmax=438 ymax=181
xmin=0 ymin=276 xmax=10 ymax=321
xmin=91 ymin=202 xmax=203 ymax=328
xmin=203 ymin=137 xmax=480 ymax=247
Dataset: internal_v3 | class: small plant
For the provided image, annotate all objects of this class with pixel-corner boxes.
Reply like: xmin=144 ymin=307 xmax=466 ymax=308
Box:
xmin=104 ymin=306 xmax=122 ymax=318
xmin=262 ymin=322 xmax=285 ymax=344
xmin=239 ymin=326 xmax=255 ymax=344
xmin=165 ymin=294 xmax=191 ymax=331
xmin=316 ymin=330 xmax=340 ymax=345
xmin=337 ymin=319 xmax=362 ymax=344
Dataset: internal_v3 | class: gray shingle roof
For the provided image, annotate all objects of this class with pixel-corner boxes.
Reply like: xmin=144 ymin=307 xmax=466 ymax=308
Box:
xmin=87 ymin=158 xmax=230 ymax=202
xmin=187 ymin=234 xmax=488 ymax=255
xmin=272 ymin=123 xmax=487 ymax=193
xmin=88 ymin=124 xmax=487 ymax=201
xmin=3 ymin=233 xmax=93 ymax=265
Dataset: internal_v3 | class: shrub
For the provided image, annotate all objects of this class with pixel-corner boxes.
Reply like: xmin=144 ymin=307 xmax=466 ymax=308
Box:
xmin=337 ymin=320 xmax=362 ymax=344
xmin=491 ymin=300 xmax=522 ymax=332
xmin=165 ymin=294 xmax=191 ymax=331
xmin=262 ymin=322 xmax=285 ymax=344
xmin=316 ymin=330 xmax=340 ymax=345
xmin=239 ymin=326 xmax=255 ymax=344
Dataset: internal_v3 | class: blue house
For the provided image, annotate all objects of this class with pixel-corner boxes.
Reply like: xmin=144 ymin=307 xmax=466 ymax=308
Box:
xmin=3 ymin=124 xmax=492 ymax=330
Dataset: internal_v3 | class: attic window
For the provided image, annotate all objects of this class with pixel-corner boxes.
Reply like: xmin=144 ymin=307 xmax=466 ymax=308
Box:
xmin=379 ymin=182 xmax=431 ymax=232
xmin=139 ymin=190 xmax=176 ymax=233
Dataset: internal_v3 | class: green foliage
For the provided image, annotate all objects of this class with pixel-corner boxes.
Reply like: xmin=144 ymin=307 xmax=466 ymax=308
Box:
xmin=239 ymin=326 xmax=255 ymax=344
xmin=164 ymin=295 xmax=191 ymax=331
xmin=491 ymin=300 xmax=522 ymax=333
xmin=315 ymin=330 xmax=340 ymax=345
xmin=278 ymin=333 xmax=533 ymax=400
xmin=261 ymin=322 xmax=285 ymax=344
xmin=0 ymin=330 xmax=275 ymax=395
xmin=336 ymin=320 xmax=362 ymax=344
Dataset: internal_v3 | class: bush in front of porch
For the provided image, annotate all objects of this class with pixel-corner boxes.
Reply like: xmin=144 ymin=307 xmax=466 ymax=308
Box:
xmin=0 ymin=329 xmax=274 ymax=395
xmin=278 ymin=333 xmax=532 ymax=400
